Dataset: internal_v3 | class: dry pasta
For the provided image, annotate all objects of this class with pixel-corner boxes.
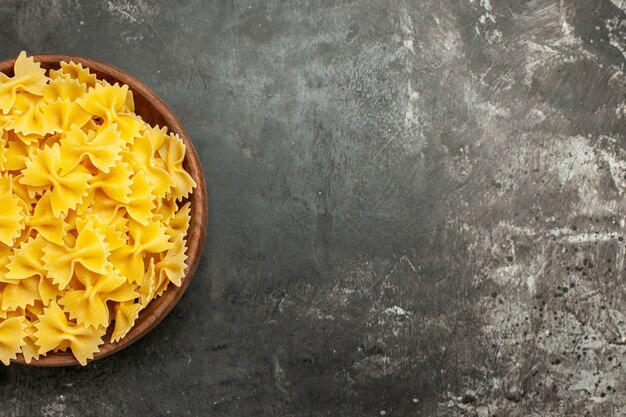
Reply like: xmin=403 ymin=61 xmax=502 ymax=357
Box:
xmin=0 ymin=52 xmax=195 ymax=365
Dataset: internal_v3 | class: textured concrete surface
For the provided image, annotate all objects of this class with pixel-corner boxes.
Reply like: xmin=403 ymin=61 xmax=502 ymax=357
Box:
xmin=1 ymin=0 xmax=625 ymax=416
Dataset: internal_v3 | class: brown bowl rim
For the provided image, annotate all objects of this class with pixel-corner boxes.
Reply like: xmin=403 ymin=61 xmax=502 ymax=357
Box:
xmin=0 ymin=54 xmax=208 ymax=367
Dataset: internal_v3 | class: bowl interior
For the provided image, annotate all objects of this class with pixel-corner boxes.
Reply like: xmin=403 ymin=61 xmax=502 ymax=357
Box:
xmin=0 ymin=54 xmax=207 ymax=367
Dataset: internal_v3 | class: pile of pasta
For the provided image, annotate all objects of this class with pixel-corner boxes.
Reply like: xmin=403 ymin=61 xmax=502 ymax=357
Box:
xmin=0 ymin=52 xmax=195 ymax=365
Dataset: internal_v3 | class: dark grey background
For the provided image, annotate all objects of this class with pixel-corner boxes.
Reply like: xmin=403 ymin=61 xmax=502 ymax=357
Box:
xmin=1 ymin=0 xmax=625 ymax=416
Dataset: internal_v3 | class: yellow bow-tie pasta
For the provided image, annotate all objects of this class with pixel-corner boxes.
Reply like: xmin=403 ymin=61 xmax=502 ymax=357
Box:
xmin=0 ymin=52 xmax=196 ymax=365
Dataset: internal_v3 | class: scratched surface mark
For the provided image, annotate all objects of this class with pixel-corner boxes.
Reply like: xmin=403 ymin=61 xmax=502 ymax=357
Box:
xmin=0 ymin=0 xmax=625 ymax=416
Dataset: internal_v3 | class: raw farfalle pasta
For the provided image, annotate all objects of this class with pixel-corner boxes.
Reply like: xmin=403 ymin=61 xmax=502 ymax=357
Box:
xmin=0 ymin=52 xmax=196 ymax=366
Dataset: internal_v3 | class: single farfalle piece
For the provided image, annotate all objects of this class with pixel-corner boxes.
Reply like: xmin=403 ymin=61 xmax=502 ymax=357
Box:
xmin=42 ymin=218 xmax=110 ymax=290
xmin=155 ymin=234 xmax=188 ymax=288
xmin=166 ymin=201 xmax=191 ymax=240
xmin=77 ymin=82 xmax=144 ymax=142
xmin=0 ymin=52 xmax=48 ymax=114
xmin=158 ymin=133 xmax=196 ymax=201
xmin=5 ymin=235 xmax=46 ymax=281
xmin=8 ymin=174 xmax=36 ymax=216
xmin=0 ymin=187 xmax=25 ymax=246
xmin=154 ymin=197 xmax=178 ymax=223
xmin=2 ymin=133 xmax=31 ymax=171
xmin=60 ymin=124 xmax=123 ymax=174
xmin=110 ymin=219 xmax=173 ymax=284
xmin=0 ymin=316 xmax=27 ymax=365
xmin=110 ymin=301 xmax=142 ymax=343
xmin=1 ymin=277 xmax=41 ymax=311
xmin=4 ymin=235 xmax=60 ymax=308
xmin=25 ymin=191 xmax=67 ymax=245
xmin=49 ymin=61 xmax=97 ymax=88
xmin=37 ymin=273 xmax=61 ymax=306
xmin=40 ymin=98 xmax=92 ymax=133
xmin=78 ymin=190 xmax=123 ymax=225
xmin=19 ymin=143 xmax=91 ymax=217
xmin=86 ymin=160 xmax=133 ymax=205
xmin=34 ymin=301 xmax=105 ymax=365
xmin=6 ymin=92 xmax=54 ymax=136
xmin=60 ymin=265 xmax=138 ymax=329
xmin=124 ymin=127 xmax=174 ymax=198
xmin=43 ymin=77 xmax=87 ymax=102
xmin=144 ymin=124 xmax=168 ymax=149
xmin=124 ymin=170 xmax=156 ymax=225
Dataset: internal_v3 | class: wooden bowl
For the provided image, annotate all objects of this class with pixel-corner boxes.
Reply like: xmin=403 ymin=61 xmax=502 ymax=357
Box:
xmin=0 ymin=54 xmax=208 ymax=366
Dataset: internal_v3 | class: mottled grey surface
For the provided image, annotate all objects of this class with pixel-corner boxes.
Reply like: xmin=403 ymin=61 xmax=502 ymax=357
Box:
xmin=1 ymin=0 xmax=625 ymax=416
